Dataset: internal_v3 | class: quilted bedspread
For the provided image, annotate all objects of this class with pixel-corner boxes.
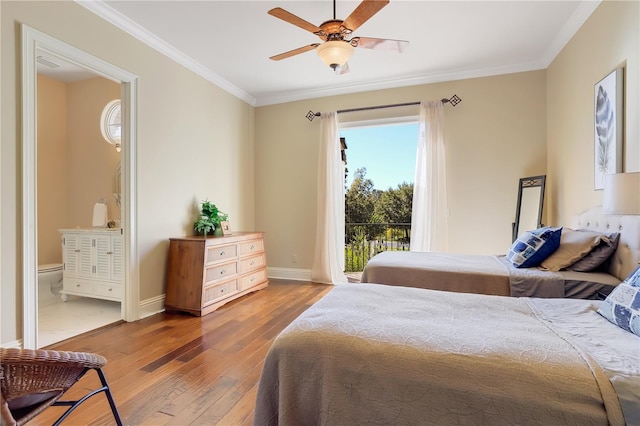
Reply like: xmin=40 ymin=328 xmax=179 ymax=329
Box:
xmin=254 ymin=284 xmax=628 ymax=426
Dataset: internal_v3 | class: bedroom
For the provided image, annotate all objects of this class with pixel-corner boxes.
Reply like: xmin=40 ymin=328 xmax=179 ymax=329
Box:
xmin=0 ymin=0 xmax=639 ymax=422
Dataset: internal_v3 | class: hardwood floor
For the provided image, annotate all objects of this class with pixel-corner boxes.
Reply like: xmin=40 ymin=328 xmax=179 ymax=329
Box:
xmin=32 ymin=279 xmax=333 ymax=426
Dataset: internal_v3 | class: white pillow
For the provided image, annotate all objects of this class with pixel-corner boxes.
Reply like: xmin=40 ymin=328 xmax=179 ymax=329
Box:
xmin=540 ymin=228 xmax=605 ymax=272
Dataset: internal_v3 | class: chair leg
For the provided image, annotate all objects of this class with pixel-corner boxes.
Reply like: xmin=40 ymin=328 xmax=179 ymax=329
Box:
xmin=52 ymin=368 xmax=123 ymax=426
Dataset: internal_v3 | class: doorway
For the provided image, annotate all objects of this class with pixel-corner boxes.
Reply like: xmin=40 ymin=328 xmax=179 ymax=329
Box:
xmin=21 ymin=25 xmax=139 ymax=349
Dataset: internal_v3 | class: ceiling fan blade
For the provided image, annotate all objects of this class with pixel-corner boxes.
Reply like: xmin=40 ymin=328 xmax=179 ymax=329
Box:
xmin=343 ymin=0 xmax=389 ymax=32
xmin=353 ymin=37 xmax=409 ymax=53
xmin=268 ymin=7 xmax=322 ymax=34
xmin=335 ymin=61 xmax=350 ymax=75
xmin=270 ymin=44 xmax=320 ymax=61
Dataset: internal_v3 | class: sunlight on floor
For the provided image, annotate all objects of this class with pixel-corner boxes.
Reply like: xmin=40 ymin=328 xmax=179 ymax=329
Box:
xmin=38 ymin=296 xmax=121 ymax=348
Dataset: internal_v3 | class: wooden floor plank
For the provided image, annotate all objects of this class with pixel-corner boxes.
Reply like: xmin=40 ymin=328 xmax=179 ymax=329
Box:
xmin=27 ymin=279 xmax=332 ymax=425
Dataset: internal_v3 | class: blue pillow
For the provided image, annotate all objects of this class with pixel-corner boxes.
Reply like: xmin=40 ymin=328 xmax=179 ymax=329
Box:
xmin=598 ymin=266 xmax=640 ymax=337
xmin=507 ymin=227 xmax=562 ymax=268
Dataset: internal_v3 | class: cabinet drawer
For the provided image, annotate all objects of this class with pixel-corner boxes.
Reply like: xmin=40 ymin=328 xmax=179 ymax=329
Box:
xmin=206 ymin=244 xmax=237 ymax=264
xmin=203 ymin=280 xmax=239 ymax=305
xmin=94 ymin=283 xmax=122 ymax=300
xmin=63 ymin=279 xmax=94 ymax=296
xmin=238 ymin=239 xmax=264 ymax=256
xmin=239 ymin=253 xmax=266 ymax=273
xmin=204 ymin=261 xmax=238 ymax=284
xmin=240 ymin=269 xmax=267 ymax=291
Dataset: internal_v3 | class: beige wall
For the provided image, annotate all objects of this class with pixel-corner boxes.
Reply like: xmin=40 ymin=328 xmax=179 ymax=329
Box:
xmin=547 ymin=0 xmax=639 ymax=225
xmin=37 ymin=75 xmax=69 ymax=265
xmin=66 ymin=77 xmax=122 ymax=229
xmin=256 ymin=70 xmax=548 ymax=270
xmin=37 ymin=75 xmax=121 ymax=265
xmin=1 ymin=1 xmax=255 ymax=345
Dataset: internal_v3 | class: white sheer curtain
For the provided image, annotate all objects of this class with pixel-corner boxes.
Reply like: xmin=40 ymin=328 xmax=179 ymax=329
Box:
xmin=410 ymin=100 xmax=449 ymax=252
xmin=311 ymin=112 xmax=348 ymax=285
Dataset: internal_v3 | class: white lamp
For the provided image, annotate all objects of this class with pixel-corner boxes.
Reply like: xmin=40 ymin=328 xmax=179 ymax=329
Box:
xmin=603 ymin=172 xmax=640 ymax=215
xmin=317 ymin=40 xmax=354 ymax=70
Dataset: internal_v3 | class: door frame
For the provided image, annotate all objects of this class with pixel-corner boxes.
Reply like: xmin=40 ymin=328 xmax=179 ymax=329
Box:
xmin=21 ymin=25 xmax=139 ymax=349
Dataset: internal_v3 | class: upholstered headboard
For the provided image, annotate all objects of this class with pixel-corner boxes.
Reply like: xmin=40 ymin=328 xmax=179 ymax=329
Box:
xmin=570 ymin=206 xmax=640 ymax=281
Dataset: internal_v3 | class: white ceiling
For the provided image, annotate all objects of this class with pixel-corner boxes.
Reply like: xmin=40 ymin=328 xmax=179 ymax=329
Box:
xmin=74 ymin=0 xmax=600 ymax=106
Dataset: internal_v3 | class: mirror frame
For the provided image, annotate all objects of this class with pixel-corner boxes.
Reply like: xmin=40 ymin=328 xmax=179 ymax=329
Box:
xmin=512 ymin=175 xmax=546 ymax=242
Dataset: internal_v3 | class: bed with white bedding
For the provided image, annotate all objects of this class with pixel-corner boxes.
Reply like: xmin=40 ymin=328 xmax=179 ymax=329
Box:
xmin=360 ymin=207 xmax=639 ymax=299
xmin=254 ymin=283 xmax=640 ymax=426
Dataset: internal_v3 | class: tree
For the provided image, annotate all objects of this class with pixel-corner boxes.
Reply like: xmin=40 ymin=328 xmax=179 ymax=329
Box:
xmin=374 ymin=182 xmax=413 ymax=241
xmin=345 ymin=168 xmax=382 ymax=241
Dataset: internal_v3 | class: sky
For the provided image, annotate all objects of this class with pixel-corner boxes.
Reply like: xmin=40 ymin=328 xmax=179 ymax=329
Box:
xmin=340 ymin=123 xmax=419 ymax=191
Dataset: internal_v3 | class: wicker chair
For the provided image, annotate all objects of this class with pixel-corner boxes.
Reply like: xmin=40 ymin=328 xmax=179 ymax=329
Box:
xmin=0 ymin=348 xmax=122 ymax=426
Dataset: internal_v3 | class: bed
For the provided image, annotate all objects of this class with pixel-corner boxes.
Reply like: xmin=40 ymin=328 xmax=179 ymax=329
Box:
xmin=360 ymin=207 xmax=640 ymax=299
xmin=254 ymin=283 xmax=640 ymax=426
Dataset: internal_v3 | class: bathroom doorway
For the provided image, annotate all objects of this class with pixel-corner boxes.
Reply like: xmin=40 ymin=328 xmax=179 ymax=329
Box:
xmin=22 ymin=25 xmax=139 ymax=349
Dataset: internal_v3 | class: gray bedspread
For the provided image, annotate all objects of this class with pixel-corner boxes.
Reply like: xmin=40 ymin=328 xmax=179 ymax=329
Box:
xmin=360 ymin=251 xmax=572 ymax=297
xmin=254 ymin=284 xmax=633 ymax=426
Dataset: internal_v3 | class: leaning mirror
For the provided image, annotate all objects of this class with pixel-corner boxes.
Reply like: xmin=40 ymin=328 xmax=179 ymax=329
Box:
xmin=512 ymin=175 xmax=546 ymax=242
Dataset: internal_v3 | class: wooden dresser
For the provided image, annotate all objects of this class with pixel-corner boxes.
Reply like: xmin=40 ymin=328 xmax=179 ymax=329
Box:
xmin=164 ymin=232 xmax=268 ymax=316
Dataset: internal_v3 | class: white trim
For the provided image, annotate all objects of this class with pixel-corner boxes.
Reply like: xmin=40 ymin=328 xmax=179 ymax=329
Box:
xmin=340 ymin=116 xmax=420 ymax=130
xmin=21 ymin=25 xmax=140 ymax=349
xmin=267 ymin=267 xmax=312 ymax=282
xmin=75 ymin=0 xmax=256 ymax=106
xmin=75 ymin=0 xmax=597 ymax=108
xmin=0 ymin=340 xmax=23 ymax=349
xmin=539 ymin=1 xmax=602 ymax=67
xmin=139 ymin=294 xmax=165 ymax=319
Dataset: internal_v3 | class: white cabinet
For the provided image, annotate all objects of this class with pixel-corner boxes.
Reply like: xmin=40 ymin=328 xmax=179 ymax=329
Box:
xmin=60 ymin=229 xmax=124 ymax=302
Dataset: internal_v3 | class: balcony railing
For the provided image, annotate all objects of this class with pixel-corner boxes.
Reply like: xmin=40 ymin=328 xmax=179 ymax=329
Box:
xmin=345 ymin=223 xmax=411 ymax=272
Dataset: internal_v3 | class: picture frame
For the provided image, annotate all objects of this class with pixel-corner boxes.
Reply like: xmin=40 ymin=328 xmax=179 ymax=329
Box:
xmin=594 ymin=67 xmax=623 ymax=190
xmin=220 ymin=221 xmax=232 ymax=236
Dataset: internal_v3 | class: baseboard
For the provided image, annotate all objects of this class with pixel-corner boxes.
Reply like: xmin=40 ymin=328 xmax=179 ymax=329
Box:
xmin=1 ymin=339 xmax=23 ymax=349
xmin=267 ymin=267 xmax=311 ymax=281
xmin=139 ymin=294 xmax=166 ymax=319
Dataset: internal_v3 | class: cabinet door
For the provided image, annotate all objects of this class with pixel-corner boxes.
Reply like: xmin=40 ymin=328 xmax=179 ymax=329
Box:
xmin=94 ymin=235 xmax=112 ymax=280
xmin=62 ymin=234 xmax=79 ymax=277
xmin=77 ymin=235 xmax=94 ymax=278
xmin=111 ymin=235 xmax=124 ymax=281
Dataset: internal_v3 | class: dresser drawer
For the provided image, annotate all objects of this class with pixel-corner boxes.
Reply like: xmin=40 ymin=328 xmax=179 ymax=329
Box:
xmin=239 ymin=253 xmax=266 ymax=273
xmin=240 ymin=269 xmax=267 ymax=291
xmin=238 ymin=239 xmax=264 ymax=257
xmin=206 ymin=244 xmax=237 ymax=264
xmin=203 ymin=279 xmax=239 ymax=304
xmin=94 ymin=283 xmax=122 ymax=300
xmin=63 ymin=279 xmax=94 ymax=296
xmin=204 ymin=261 xmax=238 ymax=284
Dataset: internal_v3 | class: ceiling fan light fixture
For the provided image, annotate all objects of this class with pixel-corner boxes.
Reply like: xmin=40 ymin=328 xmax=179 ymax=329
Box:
xmin=317 ymin=40 xmax=354 ymax=70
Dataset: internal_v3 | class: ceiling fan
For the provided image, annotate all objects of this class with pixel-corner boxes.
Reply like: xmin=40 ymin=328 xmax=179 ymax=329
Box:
xmin=268 ymin=0 xmax=408 ymax=74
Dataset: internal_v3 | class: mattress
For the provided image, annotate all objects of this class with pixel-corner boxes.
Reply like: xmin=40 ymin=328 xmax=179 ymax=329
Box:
xmin=254 ymin=284 xmax=639 ymax=426
xmin=360 ymin=251 xmax=620 ymax=299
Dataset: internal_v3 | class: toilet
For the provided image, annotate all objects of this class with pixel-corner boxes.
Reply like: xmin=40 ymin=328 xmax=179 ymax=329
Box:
xmin=38 ymin=263 xmax=63 ymax=306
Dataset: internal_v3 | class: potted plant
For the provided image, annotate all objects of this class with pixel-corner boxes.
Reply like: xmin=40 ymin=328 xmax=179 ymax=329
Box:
xmin=194 ymin=199 xmax=228 ymax=236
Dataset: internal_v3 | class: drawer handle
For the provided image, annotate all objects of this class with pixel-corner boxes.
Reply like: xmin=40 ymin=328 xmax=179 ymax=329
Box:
xmin=220 ymin=251 xmax=225 ymax=256
xmin=250 ymin=277 xmax=255 ymax=282
xmin=220 ymin=288 xmax=226 ymax=293
xmin=220 ymin=270 xmax=226 ymax=275
xmin=250 ymin=261 xmax=255 ymax=266
xmin=250 ymin=245 xmax=255 ymax=250
xmin=108 ymin=288 xmax=112 ymax=292
xmin=75 ymin=249 xmax=81 ymax=253
xmin=76 ymin=284 xmax=80 ymax=288
xmin=107 ymin=251 xmax=113 ymax=255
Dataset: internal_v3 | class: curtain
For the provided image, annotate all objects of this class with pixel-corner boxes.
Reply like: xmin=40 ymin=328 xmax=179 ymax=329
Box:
xmin=410 ymin=101 xmax=449 ymax=252
xmin=311 ymin=112 xmax=348 ymax=284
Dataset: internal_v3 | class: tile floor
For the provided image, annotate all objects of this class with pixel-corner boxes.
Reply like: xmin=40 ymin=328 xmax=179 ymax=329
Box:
xmin=38 ymin=295 xmax=122 ymax=348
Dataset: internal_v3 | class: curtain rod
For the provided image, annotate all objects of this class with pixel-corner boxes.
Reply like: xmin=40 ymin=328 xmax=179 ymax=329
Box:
xmin=306 ymin=94 xmax=462 ymax=121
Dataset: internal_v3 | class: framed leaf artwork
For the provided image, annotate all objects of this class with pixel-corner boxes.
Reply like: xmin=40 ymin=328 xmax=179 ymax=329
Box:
xmin=594 ymin=67 xmax=623 ymax=190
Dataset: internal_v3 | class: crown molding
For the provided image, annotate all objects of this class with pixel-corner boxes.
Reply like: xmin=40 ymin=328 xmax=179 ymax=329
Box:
xmin=540 ymin=0 xmax=602 ymax=67
xmin=75 ymin=0 xmax=256 ymax=106
xmin=255 ymin=60 xmax=547 ymax=107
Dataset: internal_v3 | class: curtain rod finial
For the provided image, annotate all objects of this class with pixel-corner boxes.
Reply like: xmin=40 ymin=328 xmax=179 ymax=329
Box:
xmin=306 ymin=110 xmax=319 ymax=121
